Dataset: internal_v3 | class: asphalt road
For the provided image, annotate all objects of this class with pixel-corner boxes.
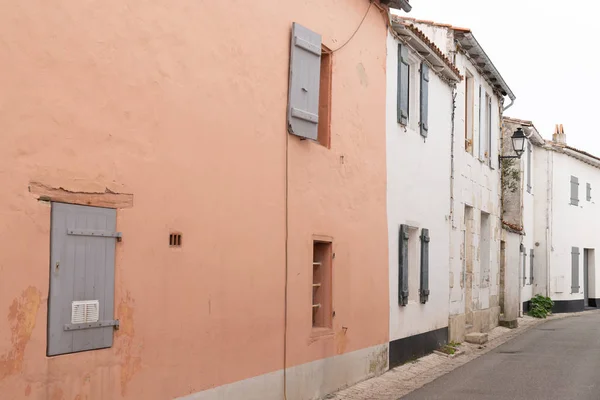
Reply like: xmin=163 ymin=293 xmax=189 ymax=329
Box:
xmin=401 ymin=313 xmax=600 ymax=400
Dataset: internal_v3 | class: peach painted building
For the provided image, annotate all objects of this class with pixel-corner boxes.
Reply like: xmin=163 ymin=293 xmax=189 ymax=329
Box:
xmin=0 ymin=0 xmax=411 ymax=399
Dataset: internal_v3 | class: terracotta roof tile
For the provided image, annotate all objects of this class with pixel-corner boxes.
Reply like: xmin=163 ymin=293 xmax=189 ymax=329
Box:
xmin=391 ymin=16 xmax=462 ymax=80
xmin=394 ymin=16 xmax=471 ymax=32
xmin=565 ymin=145 xmax=600 ymax=162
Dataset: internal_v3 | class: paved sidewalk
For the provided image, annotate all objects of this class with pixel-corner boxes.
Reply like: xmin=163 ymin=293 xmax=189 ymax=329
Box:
xmin=326 ymin=309 xmax=600 ymax=400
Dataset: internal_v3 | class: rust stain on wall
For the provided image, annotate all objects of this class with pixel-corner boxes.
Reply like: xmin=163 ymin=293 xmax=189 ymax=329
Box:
xmin=0 ymin=287 xmax=41 ymax=381
xmin=116 ymin=292 xmax=142 ymax=397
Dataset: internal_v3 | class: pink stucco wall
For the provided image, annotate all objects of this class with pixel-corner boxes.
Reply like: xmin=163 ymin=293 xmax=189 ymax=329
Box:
xmin=0 ymin=1 xmax=390 ymax=399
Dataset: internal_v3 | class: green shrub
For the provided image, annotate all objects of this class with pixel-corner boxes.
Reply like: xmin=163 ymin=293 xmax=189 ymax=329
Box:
xmin=528 ymin=294 xmax=554 ymax=318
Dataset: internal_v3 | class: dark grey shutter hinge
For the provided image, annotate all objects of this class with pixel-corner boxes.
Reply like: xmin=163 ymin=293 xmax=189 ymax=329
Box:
xmin=64 ymin=319 xmax=120 ymax=331
xmin=68 ymin=229 xmax=122 ymax=242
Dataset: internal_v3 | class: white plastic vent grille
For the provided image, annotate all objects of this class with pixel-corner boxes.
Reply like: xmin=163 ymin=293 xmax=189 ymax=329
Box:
xmin=71 ymin=300 xmax=100 ymax=324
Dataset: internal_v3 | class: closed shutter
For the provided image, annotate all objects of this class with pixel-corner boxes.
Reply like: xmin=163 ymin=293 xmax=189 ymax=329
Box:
xmin=398 ymin=224 xmax=409 ymax=306
xmin=287 ymin=23 xmax=321 ymax=140
xmin=587 ymin=183 xmax=592 ymax=201
xmin=572 ymin=247 xmax=580 ymax=293
xmin=48 ymin=203 xmax=119 ymax=356
xmin=522 ymin=249 xmax=527 ymax=286
xmin=487 ymin=95 xmax=492 ymax=164
xmin=570 ymin=176 xmax=579 ymax=205
xmin=527 ymin=142 xmax=532 ymax=193
xmin=478 ymin=85 xmax=484 ymax=159
xmin=419 ymin=63 xmax=429 ymax=138
xmin=397 ymin=44 xmax=409 ymax=125
xmin=419 ymin=228 xmax=430 ymax=303
xmin=530 ymin=248 xmax=534 ymax=283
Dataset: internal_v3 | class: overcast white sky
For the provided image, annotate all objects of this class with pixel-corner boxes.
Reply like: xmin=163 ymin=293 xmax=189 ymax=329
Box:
xmin=397 ymin=0 xmax=599 ymax=154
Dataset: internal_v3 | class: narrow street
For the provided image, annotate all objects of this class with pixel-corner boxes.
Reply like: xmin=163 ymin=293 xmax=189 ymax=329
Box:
xmin=401 ymin=313 xmax=600 ymax=400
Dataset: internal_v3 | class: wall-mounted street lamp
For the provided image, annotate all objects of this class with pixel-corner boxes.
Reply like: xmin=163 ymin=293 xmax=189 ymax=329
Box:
xmin=499 ymin=127 xmax=526 ymax=161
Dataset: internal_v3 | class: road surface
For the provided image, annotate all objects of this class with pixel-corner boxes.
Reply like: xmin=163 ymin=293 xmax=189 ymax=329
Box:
xmin=401 ymin=313 xmax=600 ymax=400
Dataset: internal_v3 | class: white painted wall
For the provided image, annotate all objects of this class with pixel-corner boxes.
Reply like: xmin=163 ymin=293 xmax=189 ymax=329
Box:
xmin=448 ymin=52 xmax=502 ymax=318
xmin=502 ymin=231 xmax=521 ymax=321
xmin=520 ymin=140 xmax=536 ymax=306
xmin=411 ymin=22 xmax=504 ymax=329
xmin=386 ymin=32 xmax=452 ymax=341
xmin=540 ymin=149 xmax=600 ymax=303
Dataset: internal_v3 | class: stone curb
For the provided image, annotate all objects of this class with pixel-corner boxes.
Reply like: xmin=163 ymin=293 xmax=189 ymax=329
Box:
xmin=326 ymin=309 xmax=600 ymax=400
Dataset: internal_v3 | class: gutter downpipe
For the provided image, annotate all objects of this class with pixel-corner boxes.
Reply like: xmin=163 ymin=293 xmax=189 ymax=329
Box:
xmin=449 ymin=89 xmax=457 ymax=297
xmin=503 ymin=97 xmax=515 ymax=112
xmin=546 ymin=149 xmax=553 ymax=297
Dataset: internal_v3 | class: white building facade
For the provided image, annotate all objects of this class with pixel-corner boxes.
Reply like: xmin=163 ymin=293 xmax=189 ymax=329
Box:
xmin=530 ymin=127 xmax=600 ymax=312
xmin=500 ymin=117 xmax=545 ymax=325
xmin=501 ymin=120 xmax=600 ymax=316
xmin=386 ymin=18 xmax=461 ymax=367
xmin=399 ymin=18 xmax=516 ymax=342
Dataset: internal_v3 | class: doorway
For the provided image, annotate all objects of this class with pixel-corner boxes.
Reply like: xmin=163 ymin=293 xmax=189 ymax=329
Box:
xmin=500 ymin=241 xmax=506 ymax=315
xmin=464 ymin=206 xmax=474 ymax=325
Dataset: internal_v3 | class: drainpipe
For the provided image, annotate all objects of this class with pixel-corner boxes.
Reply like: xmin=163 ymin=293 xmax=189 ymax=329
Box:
xmin=502 ymin=97 xmax=515 ymax=112
xmin=546 ymin=150 xmax=553 ymax=297
xmin=449 ymin=89 xmax=457 ymax=302
xmin=449 ymin=89 xmax=456 ymax=224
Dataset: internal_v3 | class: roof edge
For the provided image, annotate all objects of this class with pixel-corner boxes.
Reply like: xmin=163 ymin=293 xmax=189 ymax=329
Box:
xmin=545 ymin=142 xmax=600 ymax=168
xmin=391 ymin=17 xmax=462 ymax=82
xmin=454 ymin=31 xmax=515 ymax=101
xmin=395 ymin=16 xmax=515 ymax=101
xmin=385 ymin=0 xmax=412 ymax=12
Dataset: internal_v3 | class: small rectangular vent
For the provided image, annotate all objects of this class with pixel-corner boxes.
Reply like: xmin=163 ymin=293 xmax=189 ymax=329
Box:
xmin=169 ymin=233 xmax=182 ymax=247
xmin=71 ymin=300 xmax=99 ymax=324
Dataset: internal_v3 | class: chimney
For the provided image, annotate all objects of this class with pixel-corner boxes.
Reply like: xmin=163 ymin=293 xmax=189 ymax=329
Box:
xmin=552 ymin=124 xmax=566 ymax=146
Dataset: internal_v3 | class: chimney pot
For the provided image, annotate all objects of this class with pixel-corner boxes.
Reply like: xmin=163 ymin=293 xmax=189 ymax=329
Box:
xmin=553 ymin=123 xmax=566 ymax=146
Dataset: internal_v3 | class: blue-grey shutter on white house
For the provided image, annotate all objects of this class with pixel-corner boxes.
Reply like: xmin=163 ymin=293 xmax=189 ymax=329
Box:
xmin=487 ymin=96 xmax=495 ymax=168
xmin=478 ymin=85 xmax=484 ymax=159
xmin=419 ymin=63 xmax=429 ymax=138
xmin=287 ymin=23 xmax=321 ymax=141
xmin=522 ymin=248 xmax=527 ymax=286
xmin=48 ymin=203 xmax=119 ymax=356
xmin=397 ymin=44 xmax=409 ymax=125
xmin=570 ymin=176 xmax=579 ymax=205
xmin=571 ymin=246 xmax=580 ymax=293
xmin=419 ymin=228 xmax=430 ymax=303
xmin=530 ymin=248 xmax=534 ymax=284
xmin=487 ymin=95 xmax=492 ymax=164
xmin=398 ymin=224 xmax=409 ymax=306
xmin=587 ymin=183 xmax=592 ymax=201
xmin=527 ymin=142 xmax=532 ymax=193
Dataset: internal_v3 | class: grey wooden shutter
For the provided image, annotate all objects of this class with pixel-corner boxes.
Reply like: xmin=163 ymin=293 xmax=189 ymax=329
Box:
xmin=420 ymin=63 xmax=429 ymax=138
xmin=527 ymin=142 xmax=532 ymax=193
xmin=399 ymin=224 xmax=409 ymax=306
xmin=571 ymin=247 xmax=580 ymax=293
xmin=478 ymin=85 xmax=484 ymax=159
xmin=397 ymin=44 xmax=409 ymax=125
xmin=419 ymin=228 xmax=430 ymax=303
xmin=48 ymin=203 xmax=119 ymax=356
xmin=587 ymin=183 xmax=592 ymax=201
xmin=522 ymin=249 xmax=527 ymax=286
xmin=570 ymin=176 xmax=579 ymax=205
xmin=487 ymin=95 xmax=492 ymax=162
xmin=287 ymin=23 xmax=321 ymax=140
xmin=530 ymin=248 xmax=534 ymax=283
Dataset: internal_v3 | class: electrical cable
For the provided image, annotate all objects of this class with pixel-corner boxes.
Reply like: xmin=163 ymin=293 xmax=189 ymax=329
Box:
xmin=330 ymin=1 xmax=373 ymax=53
